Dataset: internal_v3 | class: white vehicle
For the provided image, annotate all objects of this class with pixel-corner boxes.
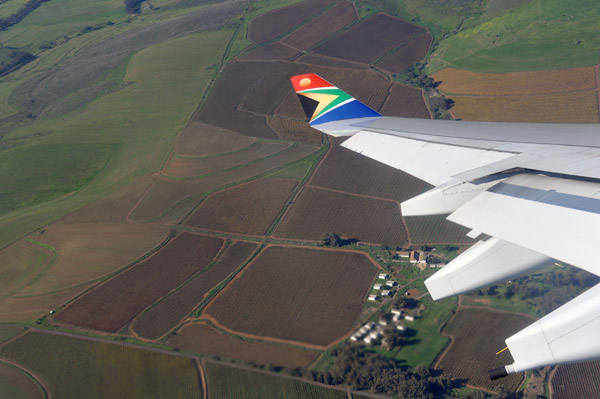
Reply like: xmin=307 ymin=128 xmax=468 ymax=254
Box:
xmin=291 ymin=73 xmax=600 ymax=380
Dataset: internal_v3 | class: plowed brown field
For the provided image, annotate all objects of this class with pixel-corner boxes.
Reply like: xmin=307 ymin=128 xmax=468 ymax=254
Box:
xmin=377 ymin=32 xmax=432 ymax=73
xmin=185 ymin=179 xmax=298 ymax=235
xmin=274 ymin=187 xmax=407 ymax=245
xmin=314 ymin=14 xmax=423 ymax=64
xmin=205 ymin=245 xmax=378 ymax=346
xmin=168 ymin=322 xmax=320 ymax=367
xmin=280 ymin=1 xmax=357 ymax=50
xmin=56 ymin=233 xmax=223 ymax=332
xmin=378 ymin=83 xmax=430 ymax=118
xmin=267 ymin=117 xmax=323 ymax=143
xmin=132 ymin=241 xmax=257 ymax=339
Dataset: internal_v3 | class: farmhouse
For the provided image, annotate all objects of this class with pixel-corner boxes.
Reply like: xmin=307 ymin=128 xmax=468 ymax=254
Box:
xmin=410 ymin=251 xmax=426 ymax=264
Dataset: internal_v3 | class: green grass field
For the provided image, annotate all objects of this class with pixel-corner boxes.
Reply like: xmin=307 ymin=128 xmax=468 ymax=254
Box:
xmin=0 ymin=28 xmax=232 ymax=248
xmin=427 ymin=0 xmax=600 ymax=72
xmin=0 ymin=331 xmax=202 ymax=398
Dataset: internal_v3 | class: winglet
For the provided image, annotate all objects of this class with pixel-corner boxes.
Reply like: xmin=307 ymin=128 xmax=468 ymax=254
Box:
xmin=290 ymin=73 xmax=381 ymax=126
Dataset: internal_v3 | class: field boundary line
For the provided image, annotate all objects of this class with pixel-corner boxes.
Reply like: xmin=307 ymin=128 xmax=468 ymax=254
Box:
xmin=305 ymin=184 xmax=402 ymax=203
xmin=0 ymin=356 xmax=51 ymax=399
xmin=127 ymin=175 xmax=159 ymax=223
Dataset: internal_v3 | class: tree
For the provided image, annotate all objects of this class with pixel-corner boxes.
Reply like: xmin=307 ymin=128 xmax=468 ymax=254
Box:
xmin=320 ymin=231 xmax=342 ymax=247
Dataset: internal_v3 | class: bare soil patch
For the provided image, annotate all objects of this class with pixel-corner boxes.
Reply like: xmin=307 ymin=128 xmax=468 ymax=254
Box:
xmin=376 ymin=32 xmax=432 ymax=74
xmin=379 ymin=83 xmax=430 ymax=118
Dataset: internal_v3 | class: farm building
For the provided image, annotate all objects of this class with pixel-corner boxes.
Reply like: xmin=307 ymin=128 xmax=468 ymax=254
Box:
xmin=378 ymin=273 xmax=389 ymax=279
xmin=392 ymin=313 xmax=401 ymax=322
xmin=363 ymin=336 xmax=373 ymax=344
xmin=373 ymin=284 xmax=382 ymax=290
xmin=397 ymin=325 xmax=406 ymax=331
xmin=405 ymin=315 xmax=415 ymax=321
xmin=391 ymin=308 xmax=402 ymax=315
xmin=368 ymin=295 xmax=378 ymax=301
xmin=381 ymin=290 xmax=391 ymax=296
xmin=410 ymin=251 xmax=426 ymax=264
xmin=395 ymin=251 xmax=410 ymax=258
xmin=386 ymin=280 xmax=397 ymax=287
xmin=379 ymin=318 xmax=388 ymax=326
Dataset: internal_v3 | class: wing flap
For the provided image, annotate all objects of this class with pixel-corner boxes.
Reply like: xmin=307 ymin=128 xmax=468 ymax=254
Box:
xmin=448 ymin=173 xmax=600 ymax=276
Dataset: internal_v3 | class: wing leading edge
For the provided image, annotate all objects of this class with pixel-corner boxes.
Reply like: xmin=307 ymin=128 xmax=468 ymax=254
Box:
xmin=291 ymin=73 xmax=600 ymax=379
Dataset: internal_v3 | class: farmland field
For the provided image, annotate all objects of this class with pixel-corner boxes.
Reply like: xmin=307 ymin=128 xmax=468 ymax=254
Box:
xmin=163 ymin=141 xmax=293 ymax=178
xmin=0 ymin=331 xmax=202 ymax=398
xmin=552 ymin=360 xmax=600 ymax=399
xmin=438 ymin=307 xmax=534 ymax=391
xmin=404 ymin=216 xmax=474 ymax=245
xmin=449 ymin=91 xmax=600 ymax=123
xmin=173 ymin=122 xmax=257 ymax=157
xmin=17 ymin=223 xmax=169 ymax=296
xmin=0 ymin=360 xmax=46 ymax=399
xmin=376 ymin=32 xmax=433 ymax=74
xmin=267 ymin=117 xmax=323 ymax=143
xmin=185 ymin=179 xmax=298 ymax=235
xmin=241 ymin=42 xmax=299 ymax=60
xmin=0 ymin=283 xmax=95 ymax=322
xmin=56 ymin=176 xmax=156 ymax=224
xmin=238 ymin=61 xmax=308 ymax=116
xmin=205 ymin=361 xmax=348 ymax=399
xmin=295 ymin=54 xmax=367 ymax=70
xmin=275 ymin=187 xmax=407 ymax=245
xmin=194 ymin=60 xmax=277 ymax=139
xmin=280 ymin=1 xmax=357 ymax=50
xmin=205 ymin=246 xmax=378 ymax=346
xmin=0 ymin=324 xmax=24 ymax=344
xmin=56 ymin=233 xmax=223 ymax=332
xmin=309 ymin=140 xmax=428 ymax=201
xmin=247 ymin=0 xmax=335 ymax=43
xmin=130 ymin=143 xmax=320 ymax=222
xmin=131 ymin=241 xmax=257 ymax=340
xmin=376 ymin=83 xmax=431 ymax=119
xmin=0 ymin=239 xmax=53 ymax=299
xmin=168 ymin=322 xmax=320 ymax=367
xmin=433 ymin=67 xmax=597 ymax=96
xmin=314 ymin=14 xmax=423 ymax=64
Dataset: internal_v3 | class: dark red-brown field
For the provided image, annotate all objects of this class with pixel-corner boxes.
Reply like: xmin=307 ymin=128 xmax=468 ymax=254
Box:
xmin=194 ymin=61 xmax=277 ymax=139
xmin=379 ymin=83 xmax=431 ymax=118
xmin=313 ymin=14 xmax=423 ymax=64
xmin=241 ymin=42 xmax=300 ymax=60
xmin=309 ymin=139 xmax=428 ymax=201
xmin=280 ymin=1 xmax=358 ymax=50
xmin=247 ymin=0 xmax=335 ymax=43
xmin=185 ymin=179 xmax=298 ymax=235
xmin=56 ymin=233 xmax=223 ymax=332
xmin=132 ymin=241 xmax=257 ymax=340
xmin=552 ymin=360 xmax=600 ymax=399
xmin=238 ymin=61 xmax=308 ymax=115
xmin=267 ymin=116 xmax=323 ymax=143
xmin=376 ymin=32 xmax=432 ymax=74
xmin=404 ymin=215 xmax=474 ymax=245
xmin=167 ymin=322 xmax=320 ymax=367
xmin=204 ymin=245 xmax=378 ymax=346
xmin=438 ymin=307 xmax=534 ymax=391
xmin=274 ymin=186 xmax=407 ymax=246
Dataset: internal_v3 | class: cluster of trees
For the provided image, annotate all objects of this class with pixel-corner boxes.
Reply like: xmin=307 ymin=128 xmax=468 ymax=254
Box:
xmin=0 ymin=48 xmax=35 ymax=77
xmin=0 ymin=0 xmax=50 ymax=31
xmin=304 ymin=345 xmax=454 ymax=399
xmin=124 ymin=0 xmax=146 ymax=13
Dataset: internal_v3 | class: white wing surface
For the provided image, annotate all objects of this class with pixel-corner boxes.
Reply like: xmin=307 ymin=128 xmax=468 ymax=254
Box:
xmin=291 ymin=73 xmax=600 ymax=379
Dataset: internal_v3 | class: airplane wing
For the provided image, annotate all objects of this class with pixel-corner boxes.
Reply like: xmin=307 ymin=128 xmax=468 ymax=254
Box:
xmin=291 ymin=73 xmax=600 ymax=379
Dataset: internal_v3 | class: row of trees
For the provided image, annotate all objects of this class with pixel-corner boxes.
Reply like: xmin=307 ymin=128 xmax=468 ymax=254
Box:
xmin=124 ymin=0 xmax=145 ymax=13
xmin=0 ymin=0 xmax=50 ymax=31
xmin=0 ymin=48 xmax=35 ymax=77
